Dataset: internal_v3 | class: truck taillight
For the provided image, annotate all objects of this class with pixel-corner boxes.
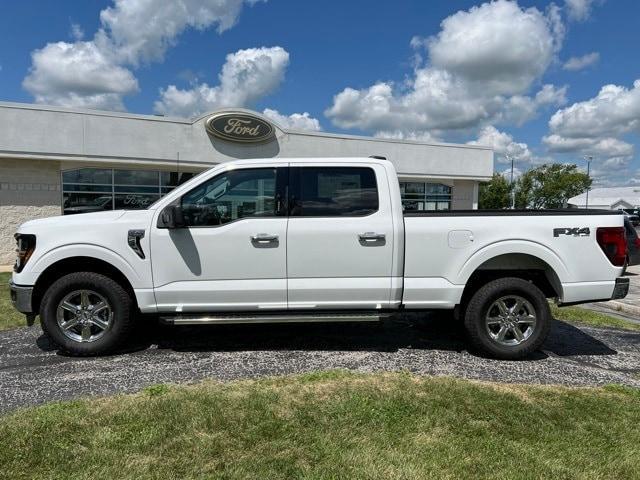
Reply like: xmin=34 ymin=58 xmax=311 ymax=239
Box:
xmin=596 ymin=227 xmax=627 ymax=267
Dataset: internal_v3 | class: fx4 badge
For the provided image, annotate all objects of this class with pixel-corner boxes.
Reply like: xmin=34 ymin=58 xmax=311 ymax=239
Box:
xmin=553 ymin=227 xmax=590 ymax=237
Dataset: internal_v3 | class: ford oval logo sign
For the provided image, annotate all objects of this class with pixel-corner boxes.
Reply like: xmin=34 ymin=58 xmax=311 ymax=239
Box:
xmin=205 ymin=113 xmax=274 ymax=143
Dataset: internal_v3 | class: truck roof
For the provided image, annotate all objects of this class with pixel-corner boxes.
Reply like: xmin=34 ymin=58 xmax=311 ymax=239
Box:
xmin=221 ymin=157 xmax=394 ymax=167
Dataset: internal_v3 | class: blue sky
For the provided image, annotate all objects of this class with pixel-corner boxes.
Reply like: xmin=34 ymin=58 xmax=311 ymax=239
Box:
xmin=1 ymin=0 xmax=639 ymax=186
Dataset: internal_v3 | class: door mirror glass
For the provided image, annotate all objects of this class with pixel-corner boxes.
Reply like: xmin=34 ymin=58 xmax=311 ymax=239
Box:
xmin=158 ymin=204 xmax=185 ymax=229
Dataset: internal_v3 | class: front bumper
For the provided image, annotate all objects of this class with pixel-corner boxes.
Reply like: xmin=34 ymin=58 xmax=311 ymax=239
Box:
xmin=612 ymin=277 xmax=630 ymax=300
xmin=9 ymin=281 xmax=34 ymax=314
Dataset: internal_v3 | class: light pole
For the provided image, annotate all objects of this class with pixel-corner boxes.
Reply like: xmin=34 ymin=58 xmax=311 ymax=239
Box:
xmin=507 ymin=154 xmax=515 ymax=209
xmin=583 ymin=155 xmax=593 ymax=209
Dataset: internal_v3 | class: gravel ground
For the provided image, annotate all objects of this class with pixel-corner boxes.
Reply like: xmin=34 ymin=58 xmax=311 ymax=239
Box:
xmin=1 ymin=317 xmax=639 ymax=414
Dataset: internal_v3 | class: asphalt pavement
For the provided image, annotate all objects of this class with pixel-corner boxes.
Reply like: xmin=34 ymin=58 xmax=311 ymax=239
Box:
xmin=1 ymin=316 xmax=639 ymax=414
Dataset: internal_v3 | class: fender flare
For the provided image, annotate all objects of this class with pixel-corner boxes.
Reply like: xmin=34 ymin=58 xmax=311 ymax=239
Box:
xmin=455 ymin=240 xmax=570 ymax=286
xmin=30 ymin=243 xmax=144 ymax=289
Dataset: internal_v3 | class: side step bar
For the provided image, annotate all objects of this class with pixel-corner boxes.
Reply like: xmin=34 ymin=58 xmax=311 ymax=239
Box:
xmin=160 ymin=312 xmax=391 ymax=325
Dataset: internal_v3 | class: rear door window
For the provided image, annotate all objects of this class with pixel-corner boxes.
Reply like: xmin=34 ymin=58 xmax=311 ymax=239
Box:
xmin=290 ymin=167 xmax=378 ymax=217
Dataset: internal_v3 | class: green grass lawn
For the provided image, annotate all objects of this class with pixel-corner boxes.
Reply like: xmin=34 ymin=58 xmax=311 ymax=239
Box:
xmin=551 ymin=304 xmax=640 ymax=331
xmin=1 ymin=371 xmax=639 ymax=479
xmin=0 ymin=272 xmax=27 ymax=331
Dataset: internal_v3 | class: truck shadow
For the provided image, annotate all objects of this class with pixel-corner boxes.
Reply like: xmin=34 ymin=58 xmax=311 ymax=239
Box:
xmin=107 ymin=315 xmax=618 ymax=360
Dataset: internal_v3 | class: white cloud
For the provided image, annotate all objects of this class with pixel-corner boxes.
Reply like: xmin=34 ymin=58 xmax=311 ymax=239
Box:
xmin=99 ymin=0 xmax=256 ymax=66
xmin=549 ymin=80 xmax=640 ymax=138
xmin=601 ymin=156 xmax=631 ymax=169
xmin=535 ymin=84 xmax=568 ymax=105
xmin=153 ymin=46 xmax=289 ymax=117
xmin=563 ymin=52 xmax=599 ymax=71
xmin=491 ymin=85 xmax=568 ymax=126
xmin=564 ymin=0 xmax=602 ymax=22
xmin=588 ymin=161 xmax=635 ymax=187
xmin=468 ymin=126 xmax=533 ymax=165
xmin=24 ymin=0 xmax=258 ymax=110
xmin=543 ymin=134 xmax=634 ymax=158
xmin=70 ymin=23 xmax=84 ymax=41
xmin=22 ymin=41 xmax=138 ymax=110
xmin=262 ymin=108 xmax=321 ymax=132
xmin=499 ymin=166 xmax=523 ymax=179
xmin=543 ymin=78 xmax=640 ymax=185
xmin=426 ymin=0 xmax=562 ymax=96
xmin=326 ymin=0 xmax=566 ymax=138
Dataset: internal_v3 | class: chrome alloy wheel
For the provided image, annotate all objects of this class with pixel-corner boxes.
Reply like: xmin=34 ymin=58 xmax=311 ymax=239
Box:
xmin=56 ymin=290 xmax=113 ymax=343
xmin=485 ymin=295 xmax=537 ymax=346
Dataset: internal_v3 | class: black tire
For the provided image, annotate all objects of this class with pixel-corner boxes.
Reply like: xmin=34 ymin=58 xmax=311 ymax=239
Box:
xmin=463 ymin=277 xmax=551 ymax=360
xmin=40 ymin=272 xmax=134 ymax=355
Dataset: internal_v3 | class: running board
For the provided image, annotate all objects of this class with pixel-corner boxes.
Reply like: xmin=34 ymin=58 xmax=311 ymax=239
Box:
xmin=160 ymin=312 xmax=390 ymax=325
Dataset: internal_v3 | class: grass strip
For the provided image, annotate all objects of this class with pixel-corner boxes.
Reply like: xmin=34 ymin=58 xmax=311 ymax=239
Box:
xmin=1 ymin=370 xmax=639 ymax=479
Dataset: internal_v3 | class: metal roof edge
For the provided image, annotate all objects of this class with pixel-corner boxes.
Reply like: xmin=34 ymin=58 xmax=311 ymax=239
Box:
xmin=0 ymin=101 xmax=493 ymax=152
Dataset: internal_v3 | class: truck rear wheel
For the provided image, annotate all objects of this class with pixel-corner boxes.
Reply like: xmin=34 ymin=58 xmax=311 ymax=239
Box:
xmin=40 ymin=272 xmax=134 ymax=355
xmin=463 ymin=277 xmax=551 ymax=360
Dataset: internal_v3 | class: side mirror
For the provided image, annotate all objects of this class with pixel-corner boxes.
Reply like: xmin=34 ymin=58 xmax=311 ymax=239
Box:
xmin=158 ymin=204 xmax=185 ymax=229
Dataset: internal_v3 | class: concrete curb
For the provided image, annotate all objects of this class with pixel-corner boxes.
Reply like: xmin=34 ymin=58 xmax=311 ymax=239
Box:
xmin=0 ymin=265 xmax=13 ymax=273
xmin=596 ymin=300 xmax=640 ymax=318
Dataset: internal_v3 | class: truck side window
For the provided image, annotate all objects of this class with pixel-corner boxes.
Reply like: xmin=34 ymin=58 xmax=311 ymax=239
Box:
xmin=181 ymin=168 xmax=277 ymax=226
xmin=291 ymin=167 xmax=378 ymax=217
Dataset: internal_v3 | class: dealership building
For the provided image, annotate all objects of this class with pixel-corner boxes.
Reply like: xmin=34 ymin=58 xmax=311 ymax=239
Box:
xmin=0 ymin=101 xmax=493 ymax=264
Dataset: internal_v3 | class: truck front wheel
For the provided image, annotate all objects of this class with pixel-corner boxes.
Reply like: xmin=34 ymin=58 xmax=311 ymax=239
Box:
xmin=463 ymin=277 xmax=551 ymax=360
xmin=40 ymin=272 xmax=134 ymax=355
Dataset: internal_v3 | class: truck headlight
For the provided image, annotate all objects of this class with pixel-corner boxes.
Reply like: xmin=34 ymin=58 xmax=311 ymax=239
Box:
xmin=14 ymin=234 xmax=36 ymax=273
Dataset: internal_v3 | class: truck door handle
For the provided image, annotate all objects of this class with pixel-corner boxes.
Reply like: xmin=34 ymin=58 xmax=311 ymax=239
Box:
xmin=251 ymin=233 xmax=279 ymax=248
xmin=358 ymin=232 xmax=386 ymax=245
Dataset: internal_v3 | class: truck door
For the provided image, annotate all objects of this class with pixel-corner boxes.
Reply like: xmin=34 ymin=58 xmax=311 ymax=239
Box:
xmin=286 ymin=163 xmax=395 ymax=310
xmin=150 ymin=166 xmax=288 ymax=312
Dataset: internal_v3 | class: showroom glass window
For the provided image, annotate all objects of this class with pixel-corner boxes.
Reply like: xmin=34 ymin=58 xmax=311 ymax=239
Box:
xmin=399 ymin=181 xmax=451 ymax=211
xmin=62 ymin=168 xmax=194 ymax=215
xmin=290 ymin=167 xmax=378 ymax=216
xmin=181 ymin=168 xmax=277 ymax=227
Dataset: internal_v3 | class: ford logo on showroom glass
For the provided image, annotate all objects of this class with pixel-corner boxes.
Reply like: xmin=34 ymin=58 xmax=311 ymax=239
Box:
xmin=205 ymin=113 xmax=274 ymax=143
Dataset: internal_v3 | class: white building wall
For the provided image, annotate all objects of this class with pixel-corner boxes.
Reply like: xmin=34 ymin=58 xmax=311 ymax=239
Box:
xmin=0 ymin=103 xmax=493 ymax=178
xmin=451 ymin=180 xmax=477 ymax=210
xmin=0 ymin=158 xmax=61 ymax=264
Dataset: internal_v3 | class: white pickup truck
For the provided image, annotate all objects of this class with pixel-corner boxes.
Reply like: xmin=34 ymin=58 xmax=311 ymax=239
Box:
xmin=10 ymin=157 xmax=629 ymax=359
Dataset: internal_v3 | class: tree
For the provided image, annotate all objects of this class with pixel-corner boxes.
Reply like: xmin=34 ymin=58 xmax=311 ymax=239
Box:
xmin=479 ymin=173 xmax=511 ymax=209
xmin=514 ymin=163 xmax=591 ymax=209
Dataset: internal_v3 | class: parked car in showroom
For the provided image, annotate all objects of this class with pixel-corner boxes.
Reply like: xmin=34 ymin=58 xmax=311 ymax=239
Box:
xmin=624 ymin=217 xmax=640 ymax=266
xmin=10 ymin=157 xmax=629 ymax=360
xmin=63 ymin=195 xmax=113 ymax=215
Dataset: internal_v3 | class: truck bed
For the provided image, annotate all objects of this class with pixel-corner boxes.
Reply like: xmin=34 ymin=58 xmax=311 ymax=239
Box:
xmin=401 ymin=209 xmax=625 ymax=308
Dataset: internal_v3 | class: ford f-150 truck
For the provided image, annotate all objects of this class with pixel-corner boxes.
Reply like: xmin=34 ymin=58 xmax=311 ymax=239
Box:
xmin=9 ymin=157 xmax=629 ymax=359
